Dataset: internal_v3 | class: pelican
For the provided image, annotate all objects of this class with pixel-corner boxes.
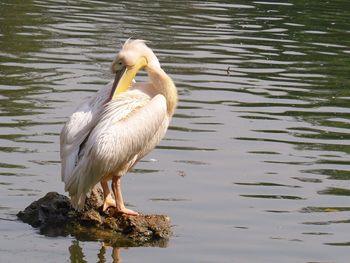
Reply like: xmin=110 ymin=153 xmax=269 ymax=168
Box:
xmin=60 ymin=39 xmax=177 ymax=215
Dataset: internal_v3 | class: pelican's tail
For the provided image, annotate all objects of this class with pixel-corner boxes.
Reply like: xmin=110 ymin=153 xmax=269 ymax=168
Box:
xmin=65 ymin=167 xmax=87 ymax=210
xmin=69 ymin=194 xmax=86 ymax=210
xmin=65 ymin=155 xmax=100 ymax=211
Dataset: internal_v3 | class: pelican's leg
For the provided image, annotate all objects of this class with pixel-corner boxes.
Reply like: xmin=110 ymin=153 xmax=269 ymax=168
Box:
xmin=101 ymin=179 xmax=116 ymax=211
xmin=112 ymin=176 xmax=139 ymax=216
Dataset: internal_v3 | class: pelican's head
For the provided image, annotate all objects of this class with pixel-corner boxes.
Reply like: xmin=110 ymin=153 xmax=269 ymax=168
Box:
xmin=110 ymin=39 xmax=159 ymax=99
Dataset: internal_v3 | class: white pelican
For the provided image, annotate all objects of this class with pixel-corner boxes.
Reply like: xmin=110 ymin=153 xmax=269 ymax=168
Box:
xmin=60 ymin=39 xmax=177 ymax=215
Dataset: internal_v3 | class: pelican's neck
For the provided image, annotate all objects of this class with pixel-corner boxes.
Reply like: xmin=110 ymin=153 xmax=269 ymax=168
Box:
xmin=147 ymin=65 xmax=178 ymax=117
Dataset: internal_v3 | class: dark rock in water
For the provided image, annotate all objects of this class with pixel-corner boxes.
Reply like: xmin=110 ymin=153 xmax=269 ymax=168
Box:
xmin=17 ymin=189 xmax=171 ymax=247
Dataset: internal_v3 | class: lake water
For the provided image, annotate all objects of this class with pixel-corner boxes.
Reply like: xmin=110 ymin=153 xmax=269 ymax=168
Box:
xmin=1 ymin=0 xmax=350 ymax=262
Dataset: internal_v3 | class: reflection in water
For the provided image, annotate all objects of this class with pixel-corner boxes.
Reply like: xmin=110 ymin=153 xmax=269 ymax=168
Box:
xmin=69 ymin=241 xmax=87 ymax=263
xmin=69 ymin=241 xmax=121 ymax=263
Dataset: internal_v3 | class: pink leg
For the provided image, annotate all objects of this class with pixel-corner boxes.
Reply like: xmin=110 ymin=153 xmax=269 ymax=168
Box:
xmin=112 ymin=176 xmax=139 ymax=216
xmin=101 ymin=179 xmax=116 ymax=211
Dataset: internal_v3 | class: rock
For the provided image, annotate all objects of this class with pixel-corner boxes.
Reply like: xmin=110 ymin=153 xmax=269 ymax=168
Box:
xmin=17 ymin=189 xmax=172 ymax=247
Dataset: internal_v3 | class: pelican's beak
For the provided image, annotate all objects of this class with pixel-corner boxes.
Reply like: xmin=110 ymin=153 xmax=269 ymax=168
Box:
xmin=111 ymin=57 xmax=147 ymax=100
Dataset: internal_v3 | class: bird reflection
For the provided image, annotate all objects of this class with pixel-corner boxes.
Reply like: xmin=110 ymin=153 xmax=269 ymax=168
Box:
xmin=69 ymin=240 xmax=121 ymax=263
xmin=69 ymin=240 xmax=87 ymax=263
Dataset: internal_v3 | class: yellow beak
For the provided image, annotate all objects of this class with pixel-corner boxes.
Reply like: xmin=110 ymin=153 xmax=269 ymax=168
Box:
xmin=111 ymin=57 xmax=147 ymax=100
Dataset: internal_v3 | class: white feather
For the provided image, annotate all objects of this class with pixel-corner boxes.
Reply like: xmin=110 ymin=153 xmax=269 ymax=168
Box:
xmin=64 ymin=89 xmax=168 ymax=209
xmin=60 ymin=81 xmax=113 ymax=184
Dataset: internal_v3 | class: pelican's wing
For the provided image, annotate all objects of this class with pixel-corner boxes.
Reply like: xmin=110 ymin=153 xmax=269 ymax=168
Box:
xmin=60 ymin=83 xmax=112 ymax=184
xmin=60 ymin=101 xmax=96 ymax=183
xmin=66 ymin=92 xmax=168 ymax=209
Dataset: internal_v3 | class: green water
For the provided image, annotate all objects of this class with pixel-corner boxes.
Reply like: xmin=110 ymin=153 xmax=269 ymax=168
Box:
xmin=1 ymin=0 xmax=350 ymax=262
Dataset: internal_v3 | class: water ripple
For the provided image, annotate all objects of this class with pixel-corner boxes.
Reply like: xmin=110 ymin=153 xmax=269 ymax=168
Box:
xmin=1 ymin=0 xmax=350 ymax=262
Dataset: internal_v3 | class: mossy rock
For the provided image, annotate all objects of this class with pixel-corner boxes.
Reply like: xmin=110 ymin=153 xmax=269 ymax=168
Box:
xmin=17 ymin=189 xmax=171 ymax=247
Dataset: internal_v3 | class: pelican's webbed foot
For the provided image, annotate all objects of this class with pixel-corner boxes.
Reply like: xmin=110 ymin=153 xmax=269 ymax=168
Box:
xmin=102 ymin=193 xmax=116 ymax=212
xmin=114 ymin=207 xmax=139 ymax=216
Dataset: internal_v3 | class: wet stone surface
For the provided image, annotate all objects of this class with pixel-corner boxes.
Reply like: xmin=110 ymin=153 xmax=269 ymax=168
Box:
xmin=17 ymin=189 xmax=172 ymax=247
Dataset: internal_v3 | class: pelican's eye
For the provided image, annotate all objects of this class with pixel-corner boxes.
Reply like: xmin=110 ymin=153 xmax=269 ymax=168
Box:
xmin=112 ymin=59 xmax=124 ymax=73
xmin=116 ymin=60 xmax=123 ymax=68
